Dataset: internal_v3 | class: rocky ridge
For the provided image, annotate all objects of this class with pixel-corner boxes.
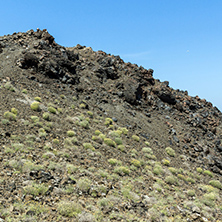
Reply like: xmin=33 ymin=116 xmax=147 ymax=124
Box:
xmin=0 ymin=29 xmax=222 ymax=221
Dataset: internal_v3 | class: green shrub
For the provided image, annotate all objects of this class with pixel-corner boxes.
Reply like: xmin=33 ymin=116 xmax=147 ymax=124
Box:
xmin=66 ymin=164 xmax=78 ymax=174
xmin=83 ymin=143 xmax=95 ymax=151
xmin=114 ymin=166 xmax=130 ymax=176
xmin=209 ymin=180 xmax=222 ymax=189
xmin=104 ymin=118 xmax=113 ymax=126
xmin=177 ymin=174 xmax=186 ymax=181
xmin=77 ymin=178 xmax=91 ymax=193
xmin=43 ymin=112 xmax=50 ymax=121
xmin=57 ymin=108 xmax=63 ymax=113
xmin=203 ymin=170 xmax=213 ymax=177
xmin=22 ymin=89 xmax=28 ymax=94
xmin=48 ymin=106 xmax=57 ymax=114
xmin=153 ymin=165 xmax=163 ymax=175
xmin=58 ymin=201 xmax=82 ymax=217
xmin=132 ymin=135 xmax=140 ymax=142
xmin=117 ymin=145 xmax=125 ymax=152
xmin=196 ymin=167 xmax=203 ymax=173
xmin=95 ymin=130 xmax=102 ymax=135
xmin=165 ymin=147 xmax=175 ymax=157
xmin=23 ymin=183 xmax=48 ymax=196
xmin=118 ymin=127 xmax=128 ymax=135
xmin=87 ymin=111 xmax=93 ymax=117
xmin=30 ymin=116 xmax=39 ymax=123
xmin=60 ymin=94 xmax=66 ymax=99
xmin=4 ymin=82 xmax=15 ymax=91
xmin=131 ymin=159 xmax=141 ymax=167
xmin=99 ymin=133 xmax=106 ymax=140
xmin=145 ymin=154 xmax=157 ymax=160
xmin=142 ymin=147 xmax=153 ymax=154
xmin=187 ymin=190 xmax=196 ymax=197
xmin=109 ymin=131 xmax=120 ymax=138
xmin=92 ymin=136 xmax=103 ymax=144
xmin=145 ymin=141 xmax=150 ymax=146
xmin=4 ymin=111 xmax=16 ymax=121
xmin=108 ymin=158 xmax=121 ymax=165
xmin=186 ymin=177 xmax=196 ymax=184
xmin=11 ymin=108 xmax=18 ymax=115
xmin=39 ymin=128 xmax=47 ymax=137
xmin=165 ymin=176 xmax=178 ymax=185
xmin=67 ymin=130 xmax=76 ymax=137
xmin=79 ymin=103 xmax=86 ymax=109
xmin=104 ymin=138 xmax=116 ymax=147
xmin=34 ymin=97 xmax=42 ymax=102
xmin=115 ymin=137 xmax=123 ymax=145
xmin=31 ymin=102 xmax=41 ymax=111
xmin=168 ymin=167 xmax=177 ymax=174
xmin=1 ymin=119 xmax=10 ymax=125
xmin=80 ymin=120 xmax=89 ymax=129
xmin=97 ymin=198 xmax=112 ymax=209
xmin=162 ymin=159 xmax=170 ymax=166
xmin=52 ymin=139 xmax=59 ymax=145
xmin=202 ymin=192 xmax=217 ymax=207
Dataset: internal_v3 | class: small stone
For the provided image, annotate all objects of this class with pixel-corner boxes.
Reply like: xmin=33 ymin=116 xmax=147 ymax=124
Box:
xmin=112 ymin=117 xmax=117 ymax=122
xmin=173 ymin=135 xmax=179 ymax=143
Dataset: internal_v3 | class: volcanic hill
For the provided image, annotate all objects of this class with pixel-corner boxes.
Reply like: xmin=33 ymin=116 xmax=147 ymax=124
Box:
xmin=0 ymin=29 xmax=222 ymax=221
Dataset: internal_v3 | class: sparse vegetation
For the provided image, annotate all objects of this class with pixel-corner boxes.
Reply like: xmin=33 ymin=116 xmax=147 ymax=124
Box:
xmin=1 ymin=30 xmax=222 ymax=221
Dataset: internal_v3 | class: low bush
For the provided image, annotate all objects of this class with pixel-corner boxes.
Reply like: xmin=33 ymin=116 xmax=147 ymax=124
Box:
xmin=165 ymin=147 xmax=175 ymax=157
xmin=132 ymin=135 xmax=140 ymax=142
xmin=4 ymin=111 xmax=16 ymax=121
xmin=209 ymin=180 xmax=222 ymax=189
xmin=48 ymin=106 xmax=57 ymax=114
xmin=31 ymin=102 xmax=41 ymax=111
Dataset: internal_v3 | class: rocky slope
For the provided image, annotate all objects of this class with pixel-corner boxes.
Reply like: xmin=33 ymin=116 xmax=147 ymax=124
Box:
xmin=0 ymin=29 xmax=222 ymax=221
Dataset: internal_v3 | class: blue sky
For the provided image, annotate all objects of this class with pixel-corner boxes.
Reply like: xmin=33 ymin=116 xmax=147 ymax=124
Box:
xmin=1 ymin=0 xmax=222 ymax=111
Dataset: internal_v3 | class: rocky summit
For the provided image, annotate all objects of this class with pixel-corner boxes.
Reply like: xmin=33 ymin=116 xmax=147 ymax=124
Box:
xmin=0 ymin=29 xmax=222 ymax=221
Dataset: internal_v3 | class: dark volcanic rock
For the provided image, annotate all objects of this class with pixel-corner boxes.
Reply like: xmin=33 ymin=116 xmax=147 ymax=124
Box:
xmin=124 ymin=78 xmax=143 ymax=104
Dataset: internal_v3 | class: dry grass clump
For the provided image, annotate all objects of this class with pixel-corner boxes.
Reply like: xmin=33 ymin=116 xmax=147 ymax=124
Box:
xmin=57 ymin=201 xmax=82 ymax=217
xmin=23 ymin=183 xmax=48 ymax=196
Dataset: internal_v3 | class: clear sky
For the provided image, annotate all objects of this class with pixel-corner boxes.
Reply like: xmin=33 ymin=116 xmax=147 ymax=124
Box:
xmin=1 ymin=0 xmax=222 ymax=111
